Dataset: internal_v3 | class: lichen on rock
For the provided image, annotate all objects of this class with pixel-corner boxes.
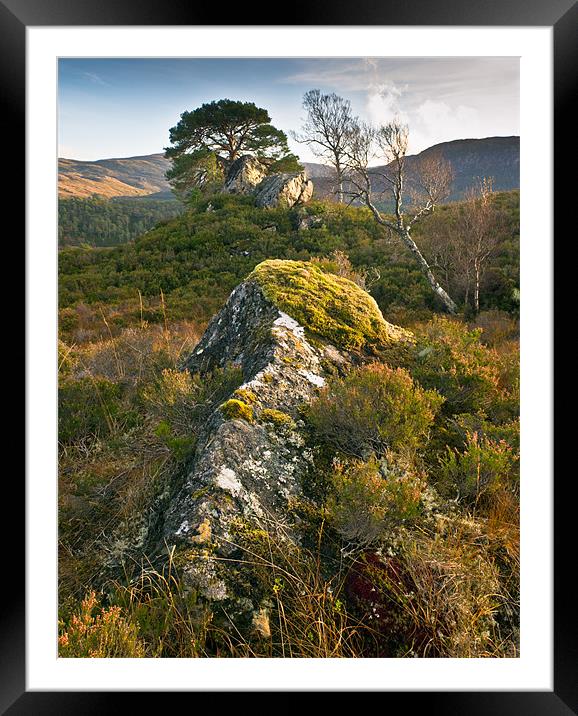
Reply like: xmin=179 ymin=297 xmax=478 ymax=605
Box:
xmin=154 ymin=259 xmax=412 ymax=625
xmin=254 ymin=172 xmax=313 ymax=209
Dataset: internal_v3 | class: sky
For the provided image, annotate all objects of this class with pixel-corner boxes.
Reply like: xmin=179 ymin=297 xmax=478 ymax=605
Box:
xmin=58 ymin=57 xmax=519 ymax=163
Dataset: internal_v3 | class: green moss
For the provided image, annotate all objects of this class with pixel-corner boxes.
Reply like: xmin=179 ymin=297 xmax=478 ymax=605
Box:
xmin=260 ymin=408 xmax=295 ymax=430
xmin=219 ymin=398 xmax=254 ymax=423
xmin=233 ymin=388 xmax=257 ymax=404
xmin=191 ymin=486 xmax=210 ymax=501
xmin=248 ymin=259 xmax=412 ymax=354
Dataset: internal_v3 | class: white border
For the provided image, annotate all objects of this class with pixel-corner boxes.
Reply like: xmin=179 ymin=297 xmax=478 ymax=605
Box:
xmin=27 ymin=26 xmax=552 ymax=691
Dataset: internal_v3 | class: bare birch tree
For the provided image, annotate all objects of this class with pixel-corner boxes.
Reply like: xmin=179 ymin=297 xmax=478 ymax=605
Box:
xmin=457 ymin=177 xmax=502 ymax=313
xmin=343 ymin=118 xmax=458 ymax=313
xmin=292 ymin=90 xmax=356 ymax=203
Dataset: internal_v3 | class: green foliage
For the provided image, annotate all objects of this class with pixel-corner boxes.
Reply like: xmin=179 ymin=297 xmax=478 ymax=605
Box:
xmin=307 ymin=363 xmax=444 ymax=459
xmin=58 ymin=195 xmax=519 ymax=345
xmin=219 ymin=398 xmax=254 ymax=422
xmin=328 ymin=455 xmax=424 ymax=546
xmin=408 ymin=316 xmax=508 ymax=418
xmin=59 ymin=196 xmax=184 ymax=247
xmin=165 ymin=99 xmax=295 ymax=197
xmin=250 ymin=259 xmax=411 ymax=353
xmin=59 ymin=376 xmax=136 ymax=443
xmin=438 ymin=430 xmax=518 ymax=508
xmin=153 ymin=420 xmax=196 ymax=461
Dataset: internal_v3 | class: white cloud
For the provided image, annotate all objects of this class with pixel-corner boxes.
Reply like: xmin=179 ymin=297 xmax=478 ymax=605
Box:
xmin=408 ymin=100 xmax=482 ymax=153
xmin=366 ymin=81 xmax=407 ymax=126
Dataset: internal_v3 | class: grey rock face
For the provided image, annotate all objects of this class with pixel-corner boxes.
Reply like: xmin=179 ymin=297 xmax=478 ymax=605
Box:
xmin=161 ymin=280 xmax=346 ymax=611
xmin=221 ymin=155 xmax=314 ymax=208
xmin=254 ymin=172 xmax=314 ymax=209
xmin=223 ymin=155 xmax=268 ymax=195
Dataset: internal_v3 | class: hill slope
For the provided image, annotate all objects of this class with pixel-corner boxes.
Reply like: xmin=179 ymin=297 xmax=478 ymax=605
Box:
xmin=59 ymin=136 xmax=519 ymax=201
xmin=59 ymin=153 xmax=171 ymax=199
xmin=58 ymin=191 xmax=520 ymax=344
xmin=313 ymin=136 xmax=520 ymax=202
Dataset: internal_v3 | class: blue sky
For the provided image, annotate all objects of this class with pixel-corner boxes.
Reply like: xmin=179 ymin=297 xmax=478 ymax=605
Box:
xmin=58 ymin=57 xmax=519 ymax=162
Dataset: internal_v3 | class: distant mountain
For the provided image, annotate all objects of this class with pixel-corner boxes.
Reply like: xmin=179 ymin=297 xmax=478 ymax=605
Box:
xmin=59 ymin=137 xmax=519 ymax=202
xmin=59 ymin=153 xmax=171 ymax=199
xmin=310 ymin=136 xmax=520 ymax=203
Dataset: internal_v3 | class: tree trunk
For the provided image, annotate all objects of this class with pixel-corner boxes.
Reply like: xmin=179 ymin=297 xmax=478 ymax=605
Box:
xmin=474 ymin=263 xmax=480 ymax=314
xmin=401 ymin=229 xmax=457 ymax=314
xmin=335 ymin=164 xmax=344 ymax=204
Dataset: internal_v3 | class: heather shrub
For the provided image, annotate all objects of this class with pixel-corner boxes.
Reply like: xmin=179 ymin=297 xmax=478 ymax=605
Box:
xmin=387 ymin=517 xmax=506 ymax=657
xmin=438 ymin=430 xmax=518 ymax=508
xmin=59 ymin=376 xmax=136 ymax=443
xmin=307 ymin=363 xmax=443 ymax=459
xmin=59 ymin=591 xmax=145 ymax=657
xmin=327 ymin=455 xmax=425 ymax=546
xmin=472 ymin=310 xmax=519 ymax=347
xmin=409 ymin=316 xmax=505 ymax=417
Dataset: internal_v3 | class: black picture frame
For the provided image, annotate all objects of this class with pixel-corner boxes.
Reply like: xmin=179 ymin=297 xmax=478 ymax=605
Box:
xmin=8 ymin=0 xmax=574 ymax=710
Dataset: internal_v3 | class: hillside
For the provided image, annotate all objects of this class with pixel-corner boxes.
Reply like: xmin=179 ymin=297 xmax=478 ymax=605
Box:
xmin=58 ymin=191 xmax=520 ymax=345
xmin=59 ymin=196 xmax=184 ymax=247
xmin=312 ymin=136 xmax=520 ymax=203
xmin=58 ymin=136 xmax=519 ymax=202
xmin=58 ymin=153 xmax=171 ymax=199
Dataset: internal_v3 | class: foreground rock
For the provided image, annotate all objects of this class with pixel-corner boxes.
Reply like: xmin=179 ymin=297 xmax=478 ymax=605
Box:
xmin=154 ymin=260 xmax=411 ymax=627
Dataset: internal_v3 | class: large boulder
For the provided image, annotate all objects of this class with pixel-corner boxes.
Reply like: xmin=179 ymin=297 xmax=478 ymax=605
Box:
xmin=153 ymin=260 xmax=412 ymax=625
xmin=254 ymin=171 xmax=314 ymax=209
xmin=223 ymin=155 xmax=268 ymax=195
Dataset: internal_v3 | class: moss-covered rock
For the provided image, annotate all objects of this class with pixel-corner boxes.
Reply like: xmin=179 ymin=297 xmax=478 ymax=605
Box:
xmin=158 ymin=259 xmax=412 ymax=634
xmin=260 ymin=408 xmax=296 ymax=430
xmin=249 ymin=259 xmax=411 ymax=353
xmin=220 ymin=398 xmax=254 ymax=423
xmin=232 ymin=387 xmax=257 ymax=405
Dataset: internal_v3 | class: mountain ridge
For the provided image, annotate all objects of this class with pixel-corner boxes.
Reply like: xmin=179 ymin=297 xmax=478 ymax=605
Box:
xmin=59 ymin=136 xmax=519 ymax=201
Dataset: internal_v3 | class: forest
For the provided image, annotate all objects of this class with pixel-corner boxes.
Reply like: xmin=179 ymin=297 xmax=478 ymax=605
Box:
xmin=58 ymin=195 xmax=184 ymax=247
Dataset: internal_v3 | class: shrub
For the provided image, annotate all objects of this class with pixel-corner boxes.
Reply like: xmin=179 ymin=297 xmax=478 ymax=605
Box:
xmin=472 ymin=310 xmax=519 ymax=348
xmin=327 ymin=455 xmax=424 ymax=546
xmin=438 ymin=430 xmax=517 ymax=508
xmin=409 ymin=316 xmax=505 ymax=418
xmin=59 ymin=591 xmax=145 ymax=657
xmin=307 ymin=363 xmax=443 ymax=459
xmin=347 ymin=514 xmax=508 ymax=657
xmin=59 ymin=376 xmax=132 ymax=443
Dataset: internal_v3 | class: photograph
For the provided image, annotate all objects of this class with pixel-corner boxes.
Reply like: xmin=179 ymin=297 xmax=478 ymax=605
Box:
xmin=10 ymin=9 xmax=571 ymax=707
xmin=57 ymin=55 xmax=522 ymax=659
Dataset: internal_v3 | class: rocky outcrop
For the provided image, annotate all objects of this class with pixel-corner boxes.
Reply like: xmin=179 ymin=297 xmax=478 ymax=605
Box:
xmin=153 ymin=260 xmax=410 ymax=627
xmin=254 ymin=171 xmax=313 ymax=209
xmin=221 ymin=155 xmax=314 ymax=209
xmin=222 ymin=155 xmax=268 ymax=195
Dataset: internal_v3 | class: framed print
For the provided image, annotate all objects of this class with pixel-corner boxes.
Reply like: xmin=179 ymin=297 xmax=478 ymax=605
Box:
xmin=7 ymin=0 xmax=575 ymax=710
